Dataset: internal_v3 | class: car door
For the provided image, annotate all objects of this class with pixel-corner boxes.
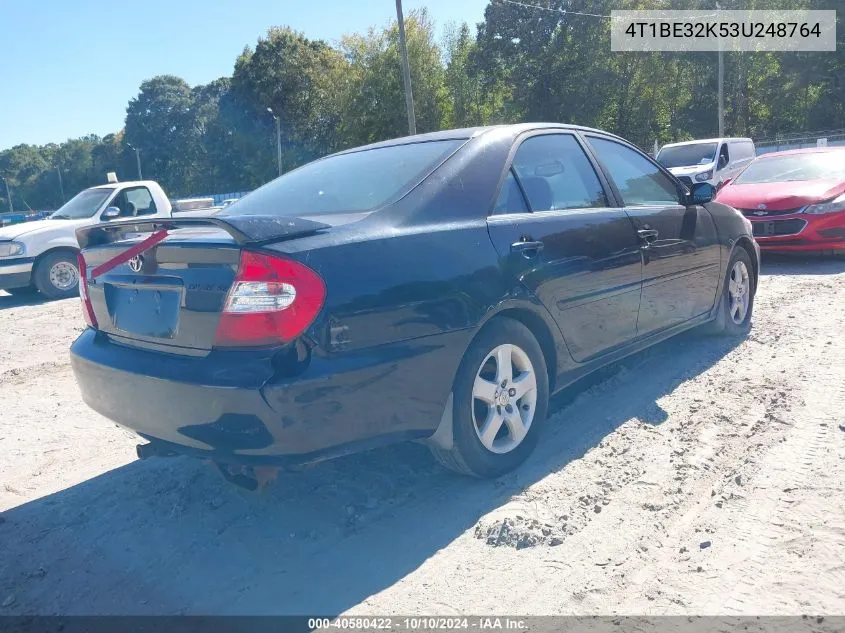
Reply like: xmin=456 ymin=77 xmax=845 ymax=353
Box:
xmin=584 ymin=134 xmax=721 ymax=335
xmin=486 ymin=132 xmax=643 ymax=362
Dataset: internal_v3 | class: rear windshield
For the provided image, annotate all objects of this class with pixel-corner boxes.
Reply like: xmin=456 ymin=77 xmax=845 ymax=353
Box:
xmin=222 ymin=139 xmax=464 ymax=217
xmin=735 ymin=152 xmax=845 ymax=184
xmin=656 ymin=143 xmax=718 ymax=168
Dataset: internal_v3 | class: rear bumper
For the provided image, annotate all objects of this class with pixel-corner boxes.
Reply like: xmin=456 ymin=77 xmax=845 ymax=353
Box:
xmin=70 ymin=327 xmax=470 ymax=465
xmin=0 ymin=258 xmax=34 ymax=289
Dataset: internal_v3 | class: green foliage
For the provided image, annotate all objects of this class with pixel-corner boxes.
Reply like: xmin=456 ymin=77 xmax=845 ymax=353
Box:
xmin=1 ymin=0 xmax=843 ymax=212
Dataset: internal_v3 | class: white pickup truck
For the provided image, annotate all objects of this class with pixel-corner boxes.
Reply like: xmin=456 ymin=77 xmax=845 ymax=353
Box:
xmin=0 ymin=180 xmax=216 ymax=299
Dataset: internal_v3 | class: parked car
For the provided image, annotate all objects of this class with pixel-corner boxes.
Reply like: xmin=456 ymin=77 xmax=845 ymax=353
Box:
xmin=715 ymin=146 xmax=845 ymax=253
xmin=70 ymin=124 xmax=759 ymax=485
xmin=0 ymin=180 xmax=177 ymax=298
xmin=656 ymin=137 xmax=756 ymax=189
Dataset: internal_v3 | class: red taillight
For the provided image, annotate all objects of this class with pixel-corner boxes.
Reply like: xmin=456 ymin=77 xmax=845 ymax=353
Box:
xmin=77 ymin=252 xmax=98 ymax=328
xmin=214 ymin=251 xmax=326 ymax=347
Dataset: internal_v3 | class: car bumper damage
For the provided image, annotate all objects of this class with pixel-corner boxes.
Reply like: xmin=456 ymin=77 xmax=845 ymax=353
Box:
xmin=70 ymin=327 xmax=468 ymax=466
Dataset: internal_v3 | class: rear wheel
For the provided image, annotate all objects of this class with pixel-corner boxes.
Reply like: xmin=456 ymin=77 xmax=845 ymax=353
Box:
xmin=33 ymin=251 xmax=80 ymax=300
xmin=708 ymin=246 xmax=755 ymax=336
xmin=431 ymin=318 xmax=549 ymax=478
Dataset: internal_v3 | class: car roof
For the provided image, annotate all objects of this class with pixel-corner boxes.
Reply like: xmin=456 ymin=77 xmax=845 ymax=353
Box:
xmin=331 ymin=123 xmax=629 ymax=156
xmin=757 ymin=146 xmax=845 ymax=158
xmin=660 ymin=137 xmax=753 ymax=149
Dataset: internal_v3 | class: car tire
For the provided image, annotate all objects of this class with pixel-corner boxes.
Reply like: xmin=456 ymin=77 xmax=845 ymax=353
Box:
xmin=430 ymin=318 xmax=549 ymax=478
xmin=33 ymin=251 xmax=80 ymax=300
xmin=707 ymin=246 xmax=756 ymax=336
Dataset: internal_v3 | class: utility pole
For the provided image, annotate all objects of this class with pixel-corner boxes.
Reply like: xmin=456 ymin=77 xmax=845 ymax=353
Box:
xmin=717 ymin=1 xmax=724 ymax=137
xmin=395 ymin=0 xmax=417 ymax=136
xmin=127 ymin=143 xmax=142 ymax=180
xmin=267 ymin=107 xmax=283 ymax=176
xmin=56 ymin=166 xmax=65 ymax=202
xmin=2 ymin=176 xmax=12 ymax=213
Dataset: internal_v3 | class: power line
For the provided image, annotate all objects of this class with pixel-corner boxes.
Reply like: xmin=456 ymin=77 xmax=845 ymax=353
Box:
xmin=496 ymin=0 xmax=716 ymax=21
xmin=497 ymin=0 xmax=612 ymax=19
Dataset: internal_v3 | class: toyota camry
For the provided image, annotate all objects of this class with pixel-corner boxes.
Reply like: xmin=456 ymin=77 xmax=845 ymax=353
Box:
xmin=70 ymin=124 xmax=759 ymax=485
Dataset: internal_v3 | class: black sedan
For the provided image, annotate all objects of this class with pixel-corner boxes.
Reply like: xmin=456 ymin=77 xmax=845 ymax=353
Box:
xmin=70 ymin=124 xmax=759 ymax=484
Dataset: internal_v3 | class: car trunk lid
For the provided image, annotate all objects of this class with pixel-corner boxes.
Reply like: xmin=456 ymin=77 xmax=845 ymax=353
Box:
xmin=76 ymin=215 xmax=331 ymax=355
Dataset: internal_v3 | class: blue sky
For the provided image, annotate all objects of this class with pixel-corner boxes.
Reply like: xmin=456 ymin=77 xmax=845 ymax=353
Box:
xmin=0 ymin=0 xmax=490 ymax=151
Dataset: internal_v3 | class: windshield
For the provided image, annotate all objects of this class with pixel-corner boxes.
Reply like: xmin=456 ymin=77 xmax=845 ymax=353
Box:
xmin=734 ymin=152 xmax=845 ymax=184
xmin=656 ymin=143 xmax=718 ymax=169
xmin=50 ymin=188 xmax=114 ymax=219
xmin=222 ymin=139 xmax=464 ymax=217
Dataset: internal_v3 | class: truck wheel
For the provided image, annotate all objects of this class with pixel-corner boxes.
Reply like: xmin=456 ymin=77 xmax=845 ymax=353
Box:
xmin=33 ymin=252 xmax=80 ymax=300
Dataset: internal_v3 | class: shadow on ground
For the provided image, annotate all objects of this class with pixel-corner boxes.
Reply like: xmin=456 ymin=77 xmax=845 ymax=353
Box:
xmin=0 ymin=325 xmax=742 ymax=616
xmin=0 ymin=290 xmax=48 ymax=310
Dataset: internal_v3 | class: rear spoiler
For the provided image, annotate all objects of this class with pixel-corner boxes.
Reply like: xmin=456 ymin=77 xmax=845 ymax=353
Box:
xmin=76 ymin=215 xmax=330 ymax=250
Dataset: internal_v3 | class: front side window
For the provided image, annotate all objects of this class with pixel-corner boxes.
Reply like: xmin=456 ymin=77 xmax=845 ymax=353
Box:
xmin=590 ymin=137 xmax=680 ymax=206
xmin=718 ymin=143 xmax=730 ymax=169
xmin=223 ymin=139 xmax=464 ymax=217
xmin=510 ymin=134 xmax=607 ymax=211
xmin=123 ymin=187 xmax=156 ymax=216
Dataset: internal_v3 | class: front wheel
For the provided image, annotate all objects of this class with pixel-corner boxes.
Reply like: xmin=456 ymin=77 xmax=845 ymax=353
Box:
xmin=33 ymin=251 xmax=80 ymax=300
xmin=431 ymin=318 xmax=549 ymax=478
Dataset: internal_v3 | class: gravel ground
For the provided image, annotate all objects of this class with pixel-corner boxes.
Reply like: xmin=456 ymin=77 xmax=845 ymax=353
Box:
xmin=0 ymin=255 xmax=844 ymax=616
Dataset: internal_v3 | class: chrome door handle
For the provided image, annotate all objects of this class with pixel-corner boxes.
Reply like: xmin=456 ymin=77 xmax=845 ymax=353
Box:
xmin=511 ymin=240 xmax=544 ymax=257
xmin=637 ymin=229 xmax=659 ymax=243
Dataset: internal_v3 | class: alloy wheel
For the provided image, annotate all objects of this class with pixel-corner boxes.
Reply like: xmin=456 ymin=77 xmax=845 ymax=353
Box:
xmin=471 ymin=343 xmax=538 ymax=454
xmin=728 ymin=260 xmax=751 ymax=324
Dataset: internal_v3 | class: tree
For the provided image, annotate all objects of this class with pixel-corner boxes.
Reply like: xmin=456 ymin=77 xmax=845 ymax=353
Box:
xmin=339 ymin=9 xmax=449 ymax=146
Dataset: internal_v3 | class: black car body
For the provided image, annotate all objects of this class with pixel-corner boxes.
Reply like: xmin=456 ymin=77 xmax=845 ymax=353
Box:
xmin=70 ymin=124 xmax=759 ymax=479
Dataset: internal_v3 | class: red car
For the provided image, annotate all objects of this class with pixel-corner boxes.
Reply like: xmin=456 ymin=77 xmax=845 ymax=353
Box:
xmin=715 ymin=146 xmax=845 ymax=253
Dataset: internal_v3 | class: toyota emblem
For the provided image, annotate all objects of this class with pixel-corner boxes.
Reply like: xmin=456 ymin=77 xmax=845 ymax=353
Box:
xmin=757 ymin=203 xmax=767 ymax=210
xmin=128 ymin=255 xmax=144 ymax=273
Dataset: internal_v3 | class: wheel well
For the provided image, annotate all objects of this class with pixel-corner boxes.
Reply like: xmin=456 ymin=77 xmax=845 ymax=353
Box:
xmin=734 ymin=237 xmax=758 ymax=283
xmin=33 ymin=247 xmax=79 ymax=272
xmin=485 ymin=308 xmax=558 ymax=392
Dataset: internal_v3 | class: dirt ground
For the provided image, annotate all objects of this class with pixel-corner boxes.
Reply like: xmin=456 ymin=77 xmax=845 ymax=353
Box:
xmin=0 ymin=255 xmax=844 ymax=616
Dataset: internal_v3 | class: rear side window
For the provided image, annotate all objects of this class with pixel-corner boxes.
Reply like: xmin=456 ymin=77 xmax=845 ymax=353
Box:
xmin=510 ymin=134 xmax=607 ymax=211
xmin=493 ymin=170 xmax=529 ymax=214
xmin=222 ymin=139 xmax=463 ymax=216
xmin=589 ymin=137 xmax=680 ymax=206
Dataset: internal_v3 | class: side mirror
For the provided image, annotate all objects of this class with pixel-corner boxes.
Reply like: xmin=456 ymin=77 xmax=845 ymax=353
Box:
xmin=715 ymin=177 xmax=732 ymax=193
xmin=688 ymin=182 xmax=715 ymax=205
xmin=101 ymin=206 xmax=121 ymax=220
xmin=717 ymin=155 xmax=728 ymax=169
